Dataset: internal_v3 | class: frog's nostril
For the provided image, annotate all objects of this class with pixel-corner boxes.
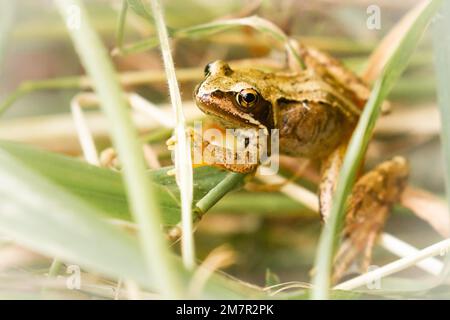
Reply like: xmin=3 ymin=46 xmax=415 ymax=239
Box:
xmin=204 ymin=63 xmax=212 ymax=76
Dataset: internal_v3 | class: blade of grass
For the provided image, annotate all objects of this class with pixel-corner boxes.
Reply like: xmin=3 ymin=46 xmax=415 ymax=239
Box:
xmin=55 ymin=0 xmax=182 ymax=298
xmin=148 ymin=0 xmax=195 ymax=271
xmin=115 ymin=15 xmax=304 ymax=69
xmin=432 ymin=0 xmax=450 ymax=278
xmin=311 ymin=0 xmax=443 ymax=300
xmin=126 ymin=0 xmax=154 ymax=24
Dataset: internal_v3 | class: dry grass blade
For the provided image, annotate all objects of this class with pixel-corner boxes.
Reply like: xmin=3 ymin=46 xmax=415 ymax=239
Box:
xmin=148 ymin=0 xmax=195 ymax=271
xmin=55 ymin=0 xmax=182 ymax=298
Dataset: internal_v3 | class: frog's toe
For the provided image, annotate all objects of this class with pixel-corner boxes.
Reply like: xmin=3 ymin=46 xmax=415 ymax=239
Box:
xmin=166 ymin=135 xmax=177 ymax=148
xmin=332 ymin=230 xmax=377 ymax=284
xmin=166 ymin=168 xmax=176 ymax=176
xmin=99 ymin=147 xmax=120 ymax=169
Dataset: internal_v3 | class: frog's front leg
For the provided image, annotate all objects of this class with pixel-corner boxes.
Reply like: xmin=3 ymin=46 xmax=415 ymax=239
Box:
xmin=330 ymin=156 xmax=409 ymax=283
xmin=169 ymin=127 xmax=258 ymax=174
xmin=318 ymin=143 xmax=348 ymax=221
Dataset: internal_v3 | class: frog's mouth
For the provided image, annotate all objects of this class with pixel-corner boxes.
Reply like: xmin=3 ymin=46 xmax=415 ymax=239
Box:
xmin=194 ymin=89 xmax=272 ymax=135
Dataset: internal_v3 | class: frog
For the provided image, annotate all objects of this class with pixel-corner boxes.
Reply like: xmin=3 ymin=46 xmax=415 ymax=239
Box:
xmin=192 ymin=42 xmax=410 ymax=283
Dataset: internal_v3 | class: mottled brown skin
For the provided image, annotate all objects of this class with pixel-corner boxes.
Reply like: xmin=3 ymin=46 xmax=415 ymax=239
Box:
xmin=194 ymin=44 xmax=409 ymax=283
xmin=195 ymin=59 xmax=359 ymax=161
xmin=278 ymin=100 xmax=352 ymax=159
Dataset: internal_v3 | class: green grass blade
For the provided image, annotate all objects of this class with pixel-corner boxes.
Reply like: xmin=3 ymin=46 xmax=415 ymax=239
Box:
xmin=54 ymin=0 xmax=182 ymax=298
xmin=117 ymin=15 xmax=304 ymax=68
xmin=311 ymin=0 xmax=443 ymax=300
xmin=126 ymin=0 xmax=153 ymax=22
xmin=115 ymin=0 xmax=128 ymax=51
xmin=124 ymin=0 xmax=175 ymax=34
xmin=432 ymin=0 xmax=450 ymax=278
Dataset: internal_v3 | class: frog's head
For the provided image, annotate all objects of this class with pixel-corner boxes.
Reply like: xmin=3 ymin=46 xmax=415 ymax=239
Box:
xmin=194 ymin=60 xmax=275 ymax=133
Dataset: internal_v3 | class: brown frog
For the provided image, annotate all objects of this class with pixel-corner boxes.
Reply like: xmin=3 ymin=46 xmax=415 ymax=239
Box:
xmin=193 ymin=43 xmax=409 ymax=282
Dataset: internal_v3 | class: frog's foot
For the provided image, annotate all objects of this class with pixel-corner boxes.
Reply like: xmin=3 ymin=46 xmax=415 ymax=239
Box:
xmin=99 ymin=147 xmax=120 ymax=169
xmin=332 ymin=221 xmax=380 ymax=284
xmin=332 ymin=157 xmax=409 ymax=284
xmin=166 ymin=126 xmax=197 ymax=150
xmin=165 ymin=127 xmax=209 ymax=175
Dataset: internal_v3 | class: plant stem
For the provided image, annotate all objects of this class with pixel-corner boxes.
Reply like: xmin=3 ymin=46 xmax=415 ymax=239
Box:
xmin=115 ymin=0 xmax=128 ymax=52
xmin=195 ymin=172 xmax=245 ymax=215
xmin=0 ymin=68 xmax=202 ymax=117
xmin=148 ymin=0 xmax=195 ymax=271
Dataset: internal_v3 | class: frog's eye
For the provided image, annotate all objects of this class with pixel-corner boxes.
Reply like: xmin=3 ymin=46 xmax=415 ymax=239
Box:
xmin=236 ymin=89 xmax=259 ymax=110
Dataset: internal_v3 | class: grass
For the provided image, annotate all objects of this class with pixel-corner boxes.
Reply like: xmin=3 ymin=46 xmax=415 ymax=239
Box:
xmin=0 ymin=0 xmax=448 ymax=300
xmin=0 ymin=144 xmax=263 ymax=298
xmin=114 ymin=12 xmax=305 ymax=69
